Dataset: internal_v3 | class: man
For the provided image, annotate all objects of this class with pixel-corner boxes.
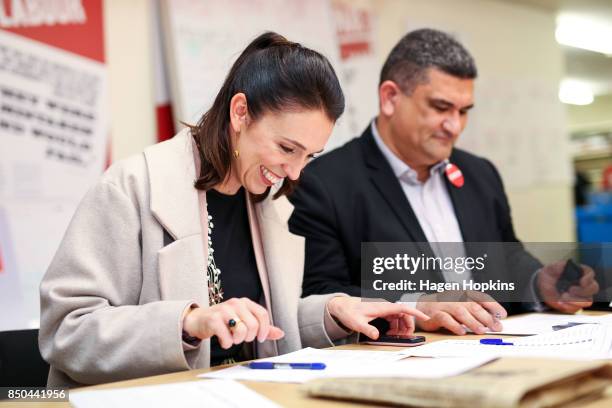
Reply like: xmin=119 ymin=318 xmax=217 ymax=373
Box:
xmin=289 ymin=28 xmax=598 ymax=335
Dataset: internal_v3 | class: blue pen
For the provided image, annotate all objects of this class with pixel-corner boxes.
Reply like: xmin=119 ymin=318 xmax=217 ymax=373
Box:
xmin=246 ymin=362 xmax=326 ymax=370
xmin=480 ymin=338 xmax=514 ymax=345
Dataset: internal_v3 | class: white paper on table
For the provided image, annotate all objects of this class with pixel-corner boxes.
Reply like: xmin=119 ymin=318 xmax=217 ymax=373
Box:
xmin=69 ymin=379 xmax=280 ymax=408
xmin=199 ymin=347 xmax=495 ymax=383
xmin=402 ymin=324 xmax=612 ymax=360
xmin=490 ymin=313 xmax=612 ymax=335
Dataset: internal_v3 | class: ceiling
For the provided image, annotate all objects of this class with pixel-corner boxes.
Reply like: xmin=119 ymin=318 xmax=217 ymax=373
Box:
xmin=497 ymin=0 xmax=612 ymax=97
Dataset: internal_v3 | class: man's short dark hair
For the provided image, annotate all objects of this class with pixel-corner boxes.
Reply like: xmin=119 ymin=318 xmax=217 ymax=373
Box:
xmin=380 ymin=28 xmax=477 ymax=94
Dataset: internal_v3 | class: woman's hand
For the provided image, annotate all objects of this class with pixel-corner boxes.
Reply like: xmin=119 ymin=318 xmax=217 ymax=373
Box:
xmin=326 ymin=297 xmax=430 ymax=339
xmin=182 ymin=298 xmax=284 ymax=349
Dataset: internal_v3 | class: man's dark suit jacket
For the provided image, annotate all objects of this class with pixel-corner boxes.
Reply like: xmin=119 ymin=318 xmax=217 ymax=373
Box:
xmin=288 ymin=125 xmax=541 ymax=313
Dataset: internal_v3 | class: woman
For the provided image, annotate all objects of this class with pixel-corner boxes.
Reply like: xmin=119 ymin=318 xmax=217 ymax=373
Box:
xmin=39 ymin=32 xmax=427 ymax=387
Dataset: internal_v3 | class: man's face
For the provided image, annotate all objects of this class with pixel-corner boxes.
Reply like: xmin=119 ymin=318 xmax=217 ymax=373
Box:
xmin=388 ymin=68 xmax=474 ymax=167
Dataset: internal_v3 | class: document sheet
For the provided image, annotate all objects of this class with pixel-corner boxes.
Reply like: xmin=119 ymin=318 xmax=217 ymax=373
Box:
xmin=402 ymin=324 xmax=612 ymax=360
xmin=69 ymin=379 xmax=281 ymax=408
xmin=492 ymin=313 xmax=612 ymax=335
xmin=199 ymin=347 xmax=494 ymax=383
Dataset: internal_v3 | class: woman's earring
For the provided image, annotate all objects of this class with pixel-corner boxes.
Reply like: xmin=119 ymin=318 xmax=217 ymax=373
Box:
xmin=233 ymin=128 xmax=240 ymax=158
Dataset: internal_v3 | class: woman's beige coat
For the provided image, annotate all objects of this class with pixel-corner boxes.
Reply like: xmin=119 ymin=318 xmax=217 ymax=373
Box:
xmin=39 ymin=130 xmax=345 ymax=387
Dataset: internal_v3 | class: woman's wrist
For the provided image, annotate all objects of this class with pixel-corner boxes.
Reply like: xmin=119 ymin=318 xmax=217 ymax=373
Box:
xmin=182 ymin=305 xmax=200 ymax=339
xmin=326 ymin=296 xmax=354 ymax=332
xmin=326 ymin=296 xmax=343 ymax=319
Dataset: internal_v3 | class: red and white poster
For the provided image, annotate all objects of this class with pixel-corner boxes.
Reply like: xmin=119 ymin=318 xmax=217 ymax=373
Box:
xmin=331 ymin=0 xmax=379 ymax=137
xmin=0 ymin=0 xmax=108 ymax=331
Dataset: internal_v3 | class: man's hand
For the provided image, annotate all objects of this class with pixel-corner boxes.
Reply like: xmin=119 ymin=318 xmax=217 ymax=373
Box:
xmin=326 ymin=297 xmax=430 ymax=339
xmin=416 ymin=291 xmax=507 ymax=335
xmin=537 ymin=261 xmax=599 ymax=313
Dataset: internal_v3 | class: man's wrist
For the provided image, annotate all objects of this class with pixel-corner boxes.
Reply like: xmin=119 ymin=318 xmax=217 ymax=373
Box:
xmin=531 ymin=268 xmax=544 ymax=301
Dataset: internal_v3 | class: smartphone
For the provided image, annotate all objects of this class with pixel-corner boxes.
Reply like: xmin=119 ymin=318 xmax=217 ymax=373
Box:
xmin=556 ymin=259 xmax=583 ymax=293
xmin=362 ymin=335 xmax=426 ymax=347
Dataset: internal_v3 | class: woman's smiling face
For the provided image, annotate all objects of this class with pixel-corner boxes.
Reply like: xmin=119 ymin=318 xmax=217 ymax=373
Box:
xmin=227 ymin=94 xmax=334 ymax=195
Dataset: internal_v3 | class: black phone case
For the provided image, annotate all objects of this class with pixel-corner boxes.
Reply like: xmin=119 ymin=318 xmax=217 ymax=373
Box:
xmin=556 ymin=259 xmax=583 ymax=293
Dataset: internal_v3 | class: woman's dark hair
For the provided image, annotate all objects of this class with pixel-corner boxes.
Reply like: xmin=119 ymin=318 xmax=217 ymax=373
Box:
xmin=191 ymin=31 xmax=344 ymax=201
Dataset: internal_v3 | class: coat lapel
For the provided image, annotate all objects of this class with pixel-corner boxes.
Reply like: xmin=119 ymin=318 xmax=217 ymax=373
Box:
xmin=444 ymin=152 xmax=492 ymax=286
xmin=246 ymin=195 xmax=279 ymax=358
xmin=360 ymin=129 xmax=436 ymax=259
xmin=144 ymin=130 xmax=208 ymax=307
xmin=445 ymin=151 xmax=480 ymax=243
xmin=246 ymin=195 xmax=274 ymax=319
xmin=144 ymin=129 xmax=201 ymax=241
xmin=255 ymin=195 xmax=304 ymax=355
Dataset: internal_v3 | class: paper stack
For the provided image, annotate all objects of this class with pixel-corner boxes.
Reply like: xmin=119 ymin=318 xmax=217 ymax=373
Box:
xmin=402 ymin=323 xmax=612 ymax=360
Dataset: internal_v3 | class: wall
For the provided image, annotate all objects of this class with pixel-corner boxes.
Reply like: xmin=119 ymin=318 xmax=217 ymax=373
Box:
xmin=104 ymin=0 xmax=156 ymax=161
xmin=567 ymin=94 xmax=612 ymax=132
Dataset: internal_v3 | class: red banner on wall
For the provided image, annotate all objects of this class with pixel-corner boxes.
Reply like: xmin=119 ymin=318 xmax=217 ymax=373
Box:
xmin=0 ymin=0 xmax=103 ymax=62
